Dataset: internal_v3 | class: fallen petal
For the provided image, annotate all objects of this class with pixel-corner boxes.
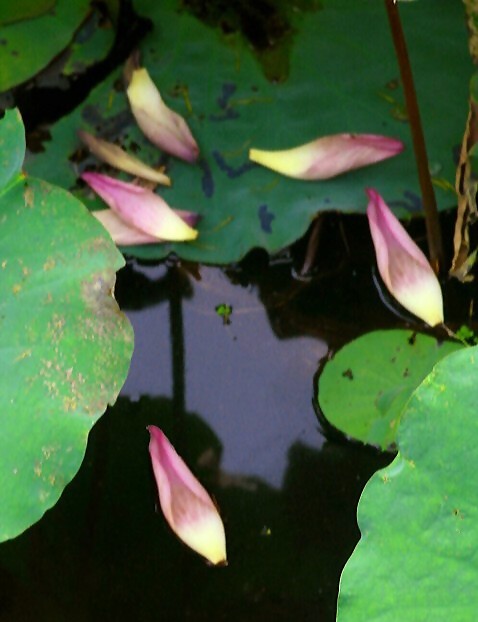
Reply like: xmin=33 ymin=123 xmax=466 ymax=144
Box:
xmin=93 ymin=209 xmax=201 ymax=245
xmin=78 ymin=130 xmax=171 ymax=186
xmin=126 ymin=66 xmax=199 ymax=163
xmin=366 ymin=188 xmax=444 ymax=326
xmin=82 ymin=172 xmax=198 ymax=242
xmin=93 ymin=210 xmax=161 ymax=245
xmin=147 ymin=425 xmax=227 ymax=566
xmin=249 ymin=133 xmax=404 ymax=180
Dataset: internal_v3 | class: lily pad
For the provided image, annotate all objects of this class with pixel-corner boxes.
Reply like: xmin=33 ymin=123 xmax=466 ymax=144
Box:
xmin=0 ymin=107 xmax=26 ymax=188
xmin=317 ymin=330 xmax=462 ymax=449
xmin=0 ymin=0 xmax=91 ymax=91
xmin=337 ymin=345 xmax=478 ymax=621
xmin=0 ymin=0 xmax=56 ymax=26
xmin=62 ymin=7 xmax=115 ymax=77
xmin=25 ymin=0 xmax=470 ymax=263
xmin=0 ymin=109 xmax=134 ymax=541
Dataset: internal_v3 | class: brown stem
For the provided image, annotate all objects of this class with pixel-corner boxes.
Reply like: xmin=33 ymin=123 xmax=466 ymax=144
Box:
xmin=384 ymin=0 xmax=444 ymax=273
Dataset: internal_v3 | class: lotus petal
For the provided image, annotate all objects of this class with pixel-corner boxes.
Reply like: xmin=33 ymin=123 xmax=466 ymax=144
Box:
xmin=78 ymin=130 xmax=171 ymax=186
xmin=249 ymin=133 xmax=404 ymax=180
xmin=93 ymin=209 xmax=200 ymax=245
xmin=126 ymin=67 xmax=199 ymax=163
xmin=82 ymin=172 xmax=198 ymax=242
xmin=148 ymin=425 xmax=227 ymax=566
xmin=367 ymin=188 xmax=444 ymax=326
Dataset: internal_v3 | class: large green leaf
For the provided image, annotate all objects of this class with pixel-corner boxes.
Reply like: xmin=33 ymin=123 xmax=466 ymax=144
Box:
xmin=25 ymin=0 xmax=470 ymax=263
xmin=337 ymin=346 xmax=478 ymax=621
xmin=0 ymin=0 xmax=56 ymax=26
xmin=0 ymin=109 xmax=134 ymax=541
xmin=318 ymin=330 xmax=462 ymax=449
xmin=0 ymin=0 xmax=91 ymax=91
xmin=0 ymin=108 xmax=25 ymax=188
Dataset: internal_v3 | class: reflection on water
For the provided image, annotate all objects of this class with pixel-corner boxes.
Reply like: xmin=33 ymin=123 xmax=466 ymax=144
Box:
xmin=0 ymin=248 xmax=392 ymax=622
xmin=121 ymin=262 xmax=326 ymax=488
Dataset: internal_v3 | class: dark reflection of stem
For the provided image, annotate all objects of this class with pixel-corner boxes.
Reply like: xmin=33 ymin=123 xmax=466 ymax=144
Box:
xmin=168 ymin=267 xmax=186 ymax=419
xmin=167 ymin=266 xmax=192 ymax=609
xmin=384 ymin=0 xmax=444 ymax=273
xmin=299 ymin=214 xmax=324 ymax=276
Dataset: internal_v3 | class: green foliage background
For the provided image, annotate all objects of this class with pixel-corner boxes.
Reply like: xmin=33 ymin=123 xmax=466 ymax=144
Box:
xmin=337 ymin=346 xmax=478 ymax=621
xmin=24 ymin=0 xmax=470 ymax=263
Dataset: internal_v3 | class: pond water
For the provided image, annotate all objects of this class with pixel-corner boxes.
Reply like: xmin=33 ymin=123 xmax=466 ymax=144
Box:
xmin=0 ymin=215 xmax=397 ymax=621
xmin=122 ymin=262 xmax=325 ymax=487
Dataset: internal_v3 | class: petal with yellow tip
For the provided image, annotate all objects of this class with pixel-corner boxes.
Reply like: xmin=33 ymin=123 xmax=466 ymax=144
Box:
xmin=148 ymin=425 xmax=227 ymax=566
xmin=249 ymin=133 xmax=403 ymax=180
xmin=367 ymin=188 xmax=444 ymax=326
xmin=126 ymin=67 xmax=199 ymax=163
xmin=93 ymin=209 xmax=200 ymax=246
xmin=78 ymin=130 xmax=171 ymax=186
xmin=82 ymin=172 xmax=198 ymax=242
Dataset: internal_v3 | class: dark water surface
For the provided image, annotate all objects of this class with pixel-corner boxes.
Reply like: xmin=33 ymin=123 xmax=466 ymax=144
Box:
xmin=0 ymin=218 xmax=398 ymax=621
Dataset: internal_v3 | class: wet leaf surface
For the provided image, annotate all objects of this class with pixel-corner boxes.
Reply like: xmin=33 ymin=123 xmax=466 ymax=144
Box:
xmin=25 ymin=0 xmax=470 ymax=263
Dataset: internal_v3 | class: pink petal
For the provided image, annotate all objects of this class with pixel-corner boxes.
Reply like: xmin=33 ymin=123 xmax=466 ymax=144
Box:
xmin=366 ymin=188 xmax=443 ymax=326
xmin=93 ymin=210 xmax=162 ymax=245
xmin=82 ymin=172 xmax=198 ymax=242
xmin=174 ymin=209 xmax=201 ymax=229
xmin=148 ymin=425 xmax=227 ymax=565
xmin=93 ymin=209 xmax=201 ymax=246
xmin=126 ymin=67 xmax=199 ymax=163
xmin=249 ymin=133 xmax=404 ymax=180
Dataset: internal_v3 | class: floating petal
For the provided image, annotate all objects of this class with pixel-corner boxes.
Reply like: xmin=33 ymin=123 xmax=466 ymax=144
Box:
xmin=367 ymin=188 xmax=443 ymax=326
xmin=93 ymin=209 xmax=200 ymax=245
xmin=249 ymin=134 xmax=404 ymax=180
xmin=126 ymin=67 xmax=199 ymax=163
xmin=82 ymin=172 xmax=198 ymax=242
xmin=147 ymin=425 xmax=227 ymax=566
xmin=78 ymin=130 xmax=171 ymax=186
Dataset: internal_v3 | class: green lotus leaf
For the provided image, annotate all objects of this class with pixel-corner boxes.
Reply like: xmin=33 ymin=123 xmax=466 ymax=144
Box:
xmin=62 ymin=8 xmax=115 ymax=77
xmin=318 ymin=330 xmax=462 ymax=449
xmin=0 ymin=109 xmax=134 ymax=541
xmin=0 ymin=0 xmax=90 ymax=91
xmin=0 ymin=107 xmax=26 ymax=188
xmin=0 ymin=0 xmax=56 ymax=26
xmin=25 ymin=0 xmax=470 ymax=263
xmin=337 ymin=345 xmax=478 ymax=621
